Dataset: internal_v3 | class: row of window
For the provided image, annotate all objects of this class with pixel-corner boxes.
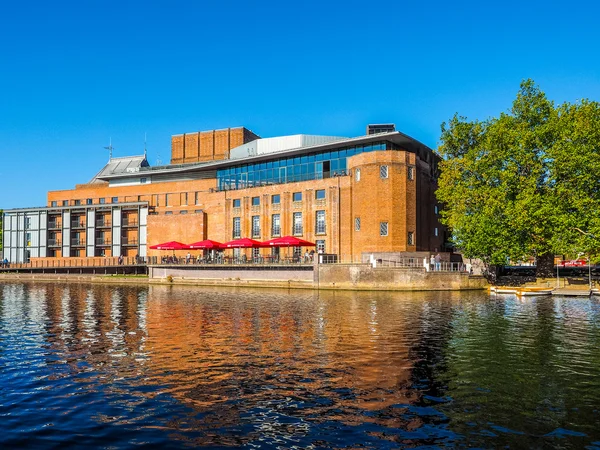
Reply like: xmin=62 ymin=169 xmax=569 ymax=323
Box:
xmin=232 ymin=190 xmax=326 ymax=208
xmin=352 ymin=218 xmax=415 ymax=242
xmin=232 ymin=211 xmax=327 ymax=239
xmin=354 ymin=165 xmax=414 ymax=182
xmin=51 ymin=197 xmax=120 ymax=207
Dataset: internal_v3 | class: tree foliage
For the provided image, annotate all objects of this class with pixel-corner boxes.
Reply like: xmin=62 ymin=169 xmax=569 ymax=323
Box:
xmin=437 ymin=80 xmax=600 ymax=275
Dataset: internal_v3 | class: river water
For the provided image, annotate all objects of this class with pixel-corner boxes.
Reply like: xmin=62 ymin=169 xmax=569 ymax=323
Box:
xmin=1 ymin=282 xmax=599 ymax=449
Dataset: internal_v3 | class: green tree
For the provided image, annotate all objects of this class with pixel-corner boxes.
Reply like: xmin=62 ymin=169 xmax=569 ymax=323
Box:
xmin=437 ymin=80 xmax=600 ymax=278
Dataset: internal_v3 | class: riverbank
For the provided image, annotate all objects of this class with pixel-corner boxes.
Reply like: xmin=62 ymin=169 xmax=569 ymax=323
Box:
xmin=0 ymin=263 xmax=488 ymax=291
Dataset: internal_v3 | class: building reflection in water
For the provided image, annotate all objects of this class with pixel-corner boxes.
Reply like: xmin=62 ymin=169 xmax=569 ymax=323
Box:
xmin=0 ymin=282 xmax=474 ymax=447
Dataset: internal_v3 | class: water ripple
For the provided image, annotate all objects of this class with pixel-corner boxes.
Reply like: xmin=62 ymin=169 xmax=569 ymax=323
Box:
xmin=1 ymin=283 xmax=599 ymax=448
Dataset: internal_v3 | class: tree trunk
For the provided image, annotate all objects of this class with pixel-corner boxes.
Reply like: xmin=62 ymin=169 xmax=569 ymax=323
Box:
xmin=536 ymin=253 xmax=555 ymax=279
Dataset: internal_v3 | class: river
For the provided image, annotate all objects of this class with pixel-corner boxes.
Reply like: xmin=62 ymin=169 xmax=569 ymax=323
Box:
xmin=1 ymin=282 xmax=599 ymax=448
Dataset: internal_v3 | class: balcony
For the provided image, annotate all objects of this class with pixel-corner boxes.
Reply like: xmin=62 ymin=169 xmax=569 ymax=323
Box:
xmin=48 ymin=239 xmax=61 ymax=247
xmin=71 ymin=221 xmax=85 ymax=229
xmin=71 ymin=239 xmax=85 ymax=246
xmin=121 ymin=237 xmax=138 ymax=246
xmin=95 ymin=238 xmax=111 ymax=246
xmin=96 ymin=219 xmax=111 ymax=228
xmin=48 ymin=221 xmax=62 ymax=229
xmin=122 ymin=218 xmax=138 ymax=227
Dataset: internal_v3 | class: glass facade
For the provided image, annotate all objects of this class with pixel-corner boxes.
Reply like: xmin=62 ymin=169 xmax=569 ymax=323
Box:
xmin=217 ymin=141 xmax=390 ymax=191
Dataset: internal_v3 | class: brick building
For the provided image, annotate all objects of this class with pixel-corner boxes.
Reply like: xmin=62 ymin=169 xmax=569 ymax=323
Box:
xmin=2 ymin=125 xmax=446 ymax=263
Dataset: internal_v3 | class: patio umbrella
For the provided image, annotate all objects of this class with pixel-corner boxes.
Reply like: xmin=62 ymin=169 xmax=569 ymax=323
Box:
xmin=188 ymin=239 xmax=223 ymax=249
xmin=221 ymin=238 xmax=264 ymax=248
xmin=262 ymin=236 xmax=316 ymax=262
xmin=149 ymin=241 xmax=190 ymax=250
xmin=262 ymin=236 xmax=315 ymax=247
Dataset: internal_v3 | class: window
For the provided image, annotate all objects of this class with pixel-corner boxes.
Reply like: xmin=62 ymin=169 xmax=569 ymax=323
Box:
xmin=252 ymin=196 xmax=260 ymax=206
xmin=195 ymin=210 xmax=203 ymax=214
xmin=271 ymin=214 xmax=281 ymax=236
xmin=25 ymin=217 xmax=31 ymax=229
xmin=434 ymin=205 xmax=438 ymax=215
xmin=140 ymin=177 xmax=147 ymax=184
xmin=181 ymin=192 xmax=188 ymax=206
xmin=355 ymin=217 xmax=361 ymax=231
xmin=434 ymin=227 xmax=438 ymax=237
xmin=233 ymin=217 xmax=241 ymax=238
xmin=315 ymin=189 xmax=326 ymax=200
xmin=293 ymin=192 xmax=302 ymax=202
xmin=293 ymin=212 xmax=303 ymax=235
xmin=233 ymin=199 xmax=241 ymax=208
xmin=253 ymin=248 xmax=260 ymax=260
xmin=408 ymin=231 xmax=415 ymax=245
xmin=271 ymin=194 xmax=280 ymax=204
xmin=195 ymin=192 xmax=201 ymax=205
xmin=74 ymin=200 xmax=81 ymax=206
xmin=99 ymin=198 xmax=105 ymax=204
xmin=252 ymin=215 xmax=260 ymax=237
xmin=315 ymin=210 xmax=326 ymax=234
xmin=380 ymin=222 xmax=389 ymax=236
xmin=165 ymin=194 xmax=170 ymax=206
xmin=380 ymin=165 xmax=389 ymax=179
xmin=408 ymin=166 xmax=415 ymax=180
xmin=112 ymin=197 xmax=119 ymax=203
xmin=165 ymin=211 xmax=173 ymax=215
xmin=62 ymin=200 xmax=68 ymax=206
xmin=26 ymin=232 xmax=31 ymax=246
xmin=180 ymin=210 xmax=188 ymax=215
xmin=51 ymin=201 xmax=57 ymax=207
xmin=355 ymin=168 xmax=361 ymax=182
xmin=316 ymin=240 xmax=325 ymax=254
xmin=86 ymin=198 xmax=93 ymax=205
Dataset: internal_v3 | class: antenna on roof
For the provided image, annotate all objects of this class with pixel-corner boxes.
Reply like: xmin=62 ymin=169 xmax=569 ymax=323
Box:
xmin=144 ymin=132 xmax=147 ymax=159
xmin=104 ymin=138 xmax=114 ymax=161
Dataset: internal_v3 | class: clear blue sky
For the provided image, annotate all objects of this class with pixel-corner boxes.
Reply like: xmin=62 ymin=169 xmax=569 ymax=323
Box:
xmin=1 ymin=0 xmax=599 ymax=209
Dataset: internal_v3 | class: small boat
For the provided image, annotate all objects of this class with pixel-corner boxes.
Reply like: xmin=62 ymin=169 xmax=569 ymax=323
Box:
xmin=517 ymin=287 xmax=553 ymax=297
xmin=490 ymin=286 xmax=519 ymax=294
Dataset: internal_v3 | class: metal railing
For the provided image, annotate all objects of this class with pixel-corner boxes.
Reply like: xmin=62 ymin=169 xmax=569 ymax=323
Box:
xmin=122 ymin=219 xmax=138 ymax=227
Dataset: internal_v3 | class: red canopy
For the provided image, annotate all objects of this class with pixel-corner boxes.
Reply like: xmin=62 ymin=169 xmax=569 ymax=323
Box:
xmin=221 ymin=238 xmax=264 ymax=248
xmin=188 ymin=239 xmax=223 ymax=250
xmin=149 ymin=241 xmax=190 ymax=250
xmin=262 ymin=236 xmax=315 ymax=247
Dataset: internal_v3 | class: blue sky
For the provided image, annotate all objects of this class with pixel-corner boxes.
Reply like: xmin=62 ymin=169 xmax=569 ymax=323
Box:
xmin=1 ymin=0 xmax=599 ymax=209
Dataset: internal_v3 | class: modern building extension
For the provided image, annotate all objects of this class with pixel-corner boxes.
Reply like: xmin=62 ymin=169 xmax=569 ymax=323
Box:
xmin=2 ymin=124 xmax=446 ymax=263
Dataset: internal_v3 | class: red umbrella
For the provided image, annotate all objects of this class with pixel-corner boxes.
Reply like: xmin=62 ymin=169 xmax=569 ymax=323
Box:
xmin=262 ymin=236 xmax=315 ymax=247
xmin=188 ymin=239 xmax=223 ymax=249
xmin=221 ymin=238 xmax=264 ymax=248
xmin=149 ymin=241 xmax=190 ymax=250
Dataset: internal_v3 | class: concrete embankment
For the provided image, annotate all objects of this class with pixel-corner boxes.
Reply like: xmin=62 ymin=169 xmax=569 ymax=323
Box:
xmin=1 ymin=264 xmax=487 ymax=291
